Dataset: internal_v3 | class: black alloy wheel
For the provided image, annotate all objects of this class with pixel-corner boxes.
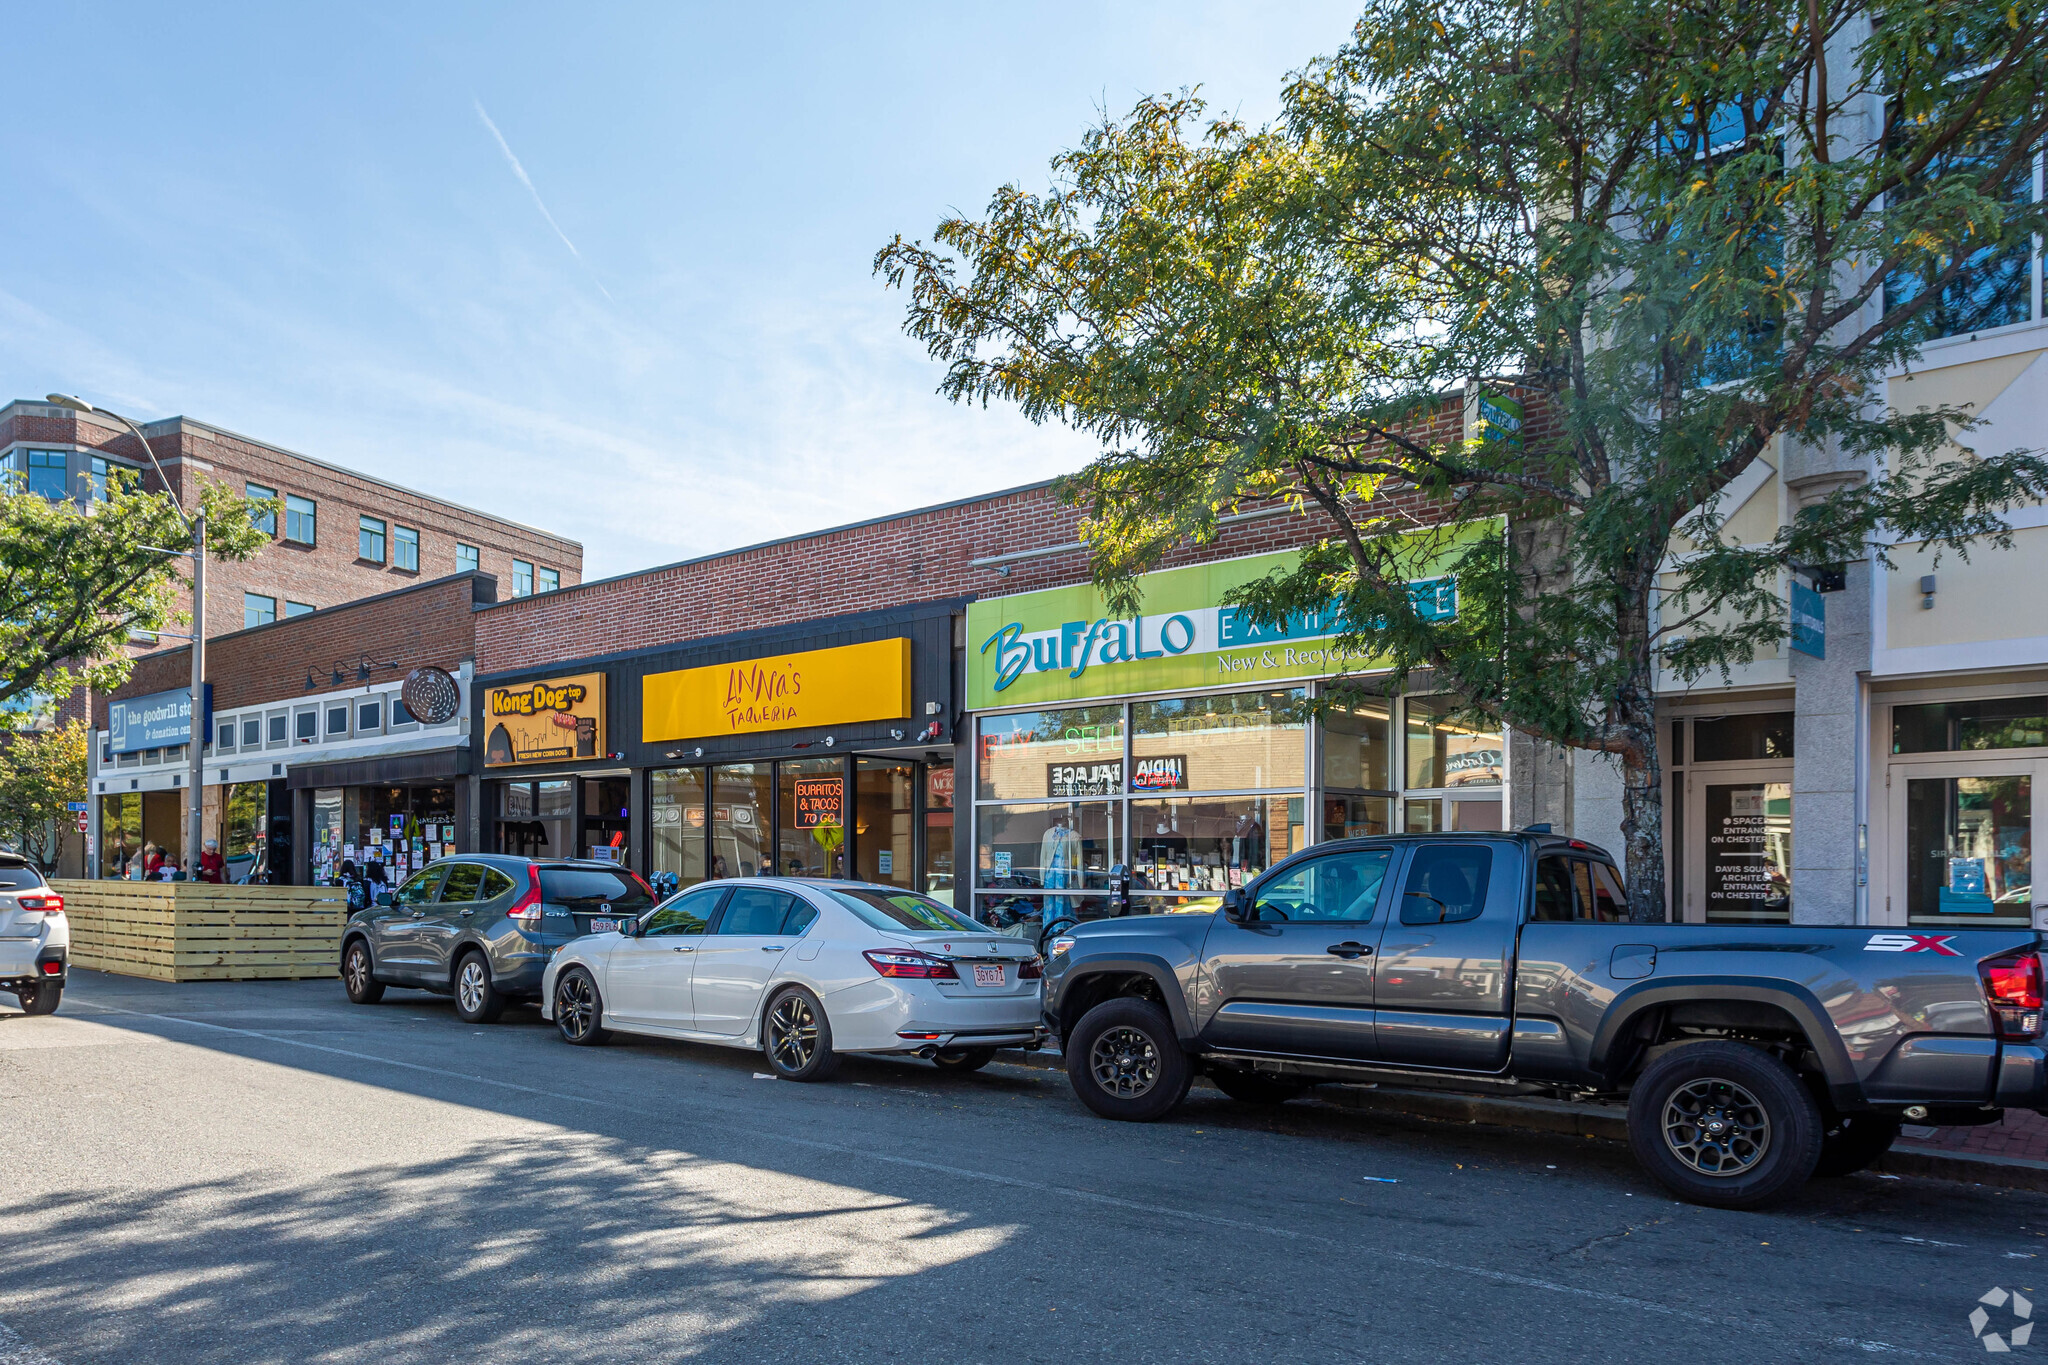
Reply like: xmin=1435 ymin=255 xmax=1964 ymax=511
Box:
xmin=553 ymin=969 xmax=609 ymax=1046
xmin=1065 ymin=997 xmax=1193 ymax=1122
xmin=14 ymin=980 xmax=61 ymax=1016
xmin=931 ymin=1046 xmax=998 ymax=1073
xmin=1626 ymin=1041 xmax=1822 ymax=1209
xmin=1208 ymin=1068 xmax=1309 ymax=1106
xmin=1812 ymin=1112 xmax=1902 ymax=1177
xmin=764 ymin=987 xmax=839 ymax=1082
xmin=452 ymin=951 xmax=507 ymax=1024
xmin=341 ymin=940 xmax=384 ymax=1005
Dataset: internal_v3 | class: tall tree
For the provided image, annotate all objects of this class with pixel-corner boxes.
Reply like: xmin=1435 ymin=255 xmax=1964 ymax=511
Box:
xmin=0 ymin=476 xmax=274 ymax=709
xmin=879 ymin=0 xmax=2048 ymax=919
xmin=0 ymin=720 xmax=88 ymax=872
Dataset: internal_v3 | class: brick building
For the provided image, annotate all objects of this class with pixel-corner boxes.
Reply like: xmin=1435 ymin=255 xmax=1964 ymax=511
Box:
xmin=89 ymin=572 xmax=494 ymax=886
xmin=2 ymin=398 xmax=582 ymax=642
xmin=462 ymin=390 xmax=1510 ymax=921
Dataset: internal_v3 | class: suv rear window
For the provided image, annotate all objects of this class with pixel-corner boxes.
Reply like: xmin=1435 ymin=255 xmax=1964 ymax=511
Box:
xmin=827 ymin=888 xmax=980 ymax=933
xmin=538 ymin=867 xmax=654 ymax=911
xmin=0 ymin=867 xmax=46 ymax=890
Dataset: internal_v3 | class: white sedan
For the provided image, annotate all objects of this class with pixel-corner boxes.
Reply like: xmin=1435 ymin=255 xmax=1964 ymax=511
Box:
xmin=540 ymin=878 xmax=1047 ymax=1080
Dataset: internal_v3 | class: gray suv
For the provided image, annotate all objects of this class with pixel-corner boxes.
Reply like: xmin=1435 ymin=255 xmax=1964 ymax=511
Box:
xmin=340 ymin=855 xmax=655 ymax=1023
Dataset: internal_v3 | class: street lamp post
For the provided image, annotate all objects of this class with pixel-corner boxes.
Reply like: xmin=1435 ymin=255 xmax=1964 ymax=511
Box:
xmin=47 ymin=395 xmax=208 ymax=879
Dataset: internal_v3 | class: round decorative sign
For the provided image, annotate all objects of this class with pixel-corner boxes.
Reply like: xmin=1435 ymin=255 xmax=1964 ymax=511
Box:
xmin=401 ymin=666 xmax=462 ymax=725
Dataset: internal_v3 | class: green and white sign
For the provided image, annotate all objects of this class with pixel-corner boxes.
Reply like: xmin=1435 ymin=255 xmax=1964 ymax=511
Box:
xmin=967 ymin=532 xmax=1487 ymax=710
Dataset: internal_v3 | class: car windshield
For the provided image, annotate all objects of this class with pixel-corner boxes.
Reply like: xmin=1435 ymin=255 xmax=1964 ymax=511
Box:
xmin=827 ymin=888 xmax=982 ymax=934
xmin=0 ymin=867 xmax=45 ymax=890
xmin=538 ymin=867 xmax=654 ymax=911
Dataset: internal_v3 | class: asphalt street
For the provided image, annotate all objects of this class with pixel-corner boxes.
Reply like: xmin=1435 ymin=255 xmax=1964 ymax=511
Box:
xmin=1 ymin=971 xmax=2043 ymax=1364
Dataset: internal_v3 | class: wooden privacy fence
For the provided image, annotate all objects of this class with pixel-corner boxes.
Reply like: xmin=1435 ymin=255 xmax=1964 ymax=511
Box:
xmin=50 ymin=881 xmax=347 ymax=982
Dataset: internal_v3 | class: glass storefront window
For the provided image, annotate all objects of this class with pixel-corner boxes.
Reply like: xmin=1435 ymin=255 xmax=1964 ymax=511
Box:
xmin=1695 ymin=712 xmax=1795 ymax=762
xmin=1132 ymin=688 xmax=1304 ymax=793
xmin=778 ymin=758 xmax=844 ymax=878
xmin=713 ymin=763 xmax=772 ymax=879
xmin=1894 ymin=697 xmax=2047 ymax=755
xmin=1405 ymin=695 xmax=1503 ymax=789
xmin=1324 ymin=793 xmax=1392 ymax=840
xmin=1130 ymin=795 xmax=1295 ymax=902
xmin=1906 ymin=775 xmax=2031 ymax=926
xmin=1701 ymin=781 xmax=1792 ymax=923
xmin=535 ymin=779 xmax=575 ymax=817
xmin=977 ymin=706 xmax=1124 ymax=801
xmin=98 ymin=792 xmax=142 ymax=878
xmin=222 ymin=782 xmax=268 ymax=884
xmin=927 ymin=760 xmax=955 ymax=904
xmin=649 ymin=767 xmax=707 ymax=892
xmin=975 ymin=800 xmax=1119 ymax=892
xmin=1323 ymin=696 xmax=1393 ymax=792
xmin=855 ymin=759 xmax=915 ymax=888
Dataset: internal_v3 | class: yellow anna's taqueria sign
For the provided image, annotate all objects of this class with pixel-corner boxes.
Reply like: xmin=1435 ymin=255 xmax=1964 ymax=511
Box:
xmin=642 ymin=638 xmax=911 ymax=741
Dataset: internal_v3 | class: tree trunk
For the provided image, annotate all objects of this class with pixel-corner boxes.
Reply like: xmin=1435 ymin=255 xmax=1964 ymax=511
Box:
xmin=1616 ymin=695 xmax=1667 ymax=923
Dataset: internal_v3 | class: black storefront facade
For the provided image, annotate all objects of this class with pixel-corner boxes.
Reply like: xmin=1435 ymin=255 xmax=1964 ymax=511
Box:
xmin=474 ymin=599 xmax=965 ymax=903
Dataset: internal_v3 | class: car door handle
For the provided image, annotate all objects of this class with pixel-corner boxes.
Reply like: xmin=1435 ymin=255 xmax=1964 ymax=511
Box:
xmin=459 ymin=910 xmax=474 ymax=917
xmin=411 ymin=910 xmax=426 ymax=919
xmin=1325 ymin=942 xmax=1373 ymax=959
xmin=672 ymin=945 xmax=694 ymax=953
xmin=761 ymin=945 xmax=785 ymax=952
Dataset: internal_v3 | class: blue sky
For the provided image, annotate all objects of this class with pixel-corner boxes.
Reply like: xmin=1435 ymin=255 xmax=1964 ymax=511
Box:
xmin=3 ymin=3 xmax=1359 ymax=579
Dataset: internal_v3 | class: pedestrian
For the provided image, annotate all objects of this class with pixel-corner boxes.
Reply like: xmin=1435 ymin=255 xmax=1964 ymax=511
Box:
xmin=338 ymin=859 xmax=370 ymax=912
xmin=142 ymin=843 xmax=164 ymax=879
xmin=198 ymin=839 xmax=226 ymax=884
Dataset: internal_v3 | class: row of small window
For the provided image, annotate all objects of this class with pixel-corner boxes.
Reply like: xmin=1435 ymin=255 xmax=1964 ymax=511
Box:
xmin=243 ymin=484 xmax=557 ymax=593
xmin=16 ymin=450 xmax=133 ymax=501
xmin=210 ymin=692 xmax=439 ymax=753
xmin=244 ymin=593 xmax=314 ymax=629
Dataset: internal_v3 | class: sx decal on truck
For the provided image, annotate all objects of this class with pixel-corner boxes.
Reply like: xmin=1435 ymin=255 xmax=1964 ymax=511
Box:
xmin=1863 ymin=933 xmax=1963 ymax=956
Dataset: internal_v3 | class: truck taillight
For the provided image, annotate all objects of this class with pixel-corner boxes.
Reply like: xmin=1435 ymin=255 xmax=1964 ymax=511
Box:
xmin=1981 ymin=951 xmax=2045 ymax=1041
xmin=863 ymin=949 xmax=958 ymax=980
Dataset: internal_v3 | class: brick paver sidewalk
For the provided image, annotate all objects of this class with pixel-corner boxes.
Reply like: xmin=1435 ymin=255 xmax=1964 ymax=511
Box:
xmin=1898 ymin=1108 xmax=2048 ymax=1165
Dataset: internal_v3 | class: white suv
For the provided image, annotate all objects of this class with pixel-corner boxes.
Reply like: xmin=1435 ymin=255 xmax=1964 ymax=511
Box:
xmin=0 ymin=854 xmax=68 ymax=1015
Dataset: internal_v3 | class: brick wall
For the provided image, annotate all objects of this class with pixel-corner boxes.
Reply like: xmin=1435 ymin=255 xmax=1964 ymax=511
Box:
xmin=95 ymin=572 xmax=492 ymax=723
xmin=1 ymin=403 xmax=582 ymax=642
xmin=475 ymin=391 xmax=1492 ymax=672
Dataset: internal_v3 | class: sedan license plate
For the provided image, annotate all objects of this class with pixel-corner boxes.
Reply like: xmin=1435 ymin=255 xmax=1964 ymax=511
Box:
xmin=972 ymin=964 xmax=1006 ymax=987
xmin=589 ymin=918 xmax=619 ymax=934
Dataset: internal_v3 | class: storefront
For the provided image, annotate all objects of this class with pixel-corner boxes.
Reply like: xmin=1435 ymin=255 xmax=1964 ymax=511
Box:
xmin=477 ymin=602 xmax=961 ymax=898
xmin=963 ymin=545 xmax=1506 ymax=933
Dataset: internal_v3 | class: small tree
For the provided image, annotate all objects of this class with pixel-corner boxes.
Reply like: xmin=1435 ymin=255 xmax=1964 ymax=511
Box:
xmin=0 ymin=720 xmax=88 ymax=872
xmin=0 ymin=475 xmax=274 ymax=708
xmin=879 ymin=0 xmax=2048 ymax=919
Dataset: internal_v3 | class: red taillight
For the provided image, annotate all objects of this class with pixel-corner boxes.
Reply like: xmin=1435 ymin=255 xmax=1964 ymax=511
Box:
xmin=1018 ymin=956 xmax=1044 ymax=980
xmin=16 ymin=895 xmax=61 ymax=914
xmin=863 ymin=948 xmax=958 ymax=980
xmin=509 ymin=877 xmax=544 ymax=928
xmin=1982 ymin=951 xmax=2045 ymax=1041
xmin=39 ymin=961 xmax=61 ymax=975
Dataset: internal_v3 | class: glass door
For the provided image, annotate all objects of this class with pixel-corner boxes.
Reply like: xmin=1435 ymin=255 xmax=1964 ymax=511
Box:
xmin=1886 ymin=755 xmax=2042 ymax=930
xmin=1683 ymin=765 xmax=1794 ymax=924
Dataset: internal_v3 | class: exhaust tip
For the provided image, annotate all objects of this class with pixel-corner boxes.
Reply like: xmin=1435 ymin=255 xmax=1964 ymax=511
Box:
xmin=1904 ymin=1105 xmax=1929 ymax=1120
xmin=918 ymin=1045 xmax=939 ymax=1059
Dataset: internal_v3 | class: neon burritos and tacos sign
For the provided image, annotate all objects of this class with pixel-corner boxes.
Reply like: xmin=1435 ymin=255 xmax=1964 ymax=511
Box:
xmin=966 ymin=539 xmax=1478 ymax=710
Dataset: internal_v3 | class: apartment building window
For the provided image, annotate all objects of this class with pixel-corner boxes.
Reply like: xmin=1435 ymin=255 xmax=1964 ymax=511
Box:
xmin=25 ymin=450 xmax=67 ymax=500
xmin=285 ymin=495 xmax=316 ymax=545
xmin=538 ymin=566 xmax=560 ymax=593
xmin=359 ymin=516 xmax=386 ymax=563
xmin=286 ymin=601 xmax=315 ymax=618
xmin=244 ymin=592 xmax=277 ymax=629
xmin=246 ymin=483 xmax=277 ymax=535
xmin=90 ymin=457 xmax=129 ymax=502
xmin=512 ymin=560 xmax=534 ymax=597
xmin=456 ymin=543 xmax=479 ymax=574
xmin=393 ymin=524 xmax=419 ymax=572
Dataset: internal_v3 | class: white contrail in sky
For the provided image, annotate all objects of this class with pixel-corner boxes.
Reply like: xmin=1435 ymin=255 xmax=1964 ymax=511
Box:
xmin=473 ymin=98 xmax=613 ymax=302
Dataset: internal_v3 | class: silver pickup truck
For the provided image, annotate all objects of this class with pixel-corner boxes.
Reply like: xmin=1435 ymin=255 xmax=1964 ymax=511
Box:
xmin=1040 ymin=830 xmax=2046 ymax=1208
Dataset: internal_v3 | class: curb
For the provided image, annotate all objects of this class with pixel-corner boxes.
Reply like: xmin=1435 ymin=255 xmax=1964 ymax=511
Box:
xmin=995 ymin=1049 xmax=2048 ymax=1193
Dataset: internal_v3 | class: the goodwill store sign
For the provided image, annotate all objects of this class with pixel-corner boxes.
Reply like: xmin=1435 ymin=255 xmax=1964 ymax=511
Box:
xmin=967 ymin=537 xmax=1476 ymax=709
xmin=108 ymin=684 xmax=212 ymax=755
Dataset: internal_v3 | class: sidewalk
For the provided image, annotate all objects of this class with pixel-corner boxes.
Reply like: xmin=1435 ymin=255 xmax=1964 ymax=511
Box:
xmin=996 ymin=1047 xmax=2048 ymax=1193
